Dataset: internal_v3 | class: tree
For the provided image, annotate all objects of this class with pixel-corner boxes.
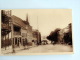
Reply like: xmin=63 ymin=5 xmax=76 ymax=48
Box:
xmin=47 ymin=28 xmax=61 ymax=44
xmin=63 ymin=23 xmax=72 ymax=45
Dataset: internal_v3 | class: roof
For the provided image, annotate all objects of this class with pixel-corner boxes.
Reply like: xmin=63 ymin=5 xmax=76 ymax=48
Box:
xmin=11 ymin=15 xmax=29 ymax=29
xmin=23 ymin=21 xmax=29 ymax=25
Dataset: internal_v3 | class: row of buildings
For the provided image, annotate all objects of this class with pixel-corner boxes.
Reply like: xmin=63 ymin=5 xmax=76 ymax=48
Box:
xmin=1 ymin=10 xmax=41 ymax=49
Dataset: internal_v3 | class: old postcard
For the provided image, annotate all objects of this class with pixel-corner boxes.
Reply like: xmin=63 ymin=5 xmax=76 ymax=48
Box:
xmin=0 ymin=9 xmax=73 ymax=55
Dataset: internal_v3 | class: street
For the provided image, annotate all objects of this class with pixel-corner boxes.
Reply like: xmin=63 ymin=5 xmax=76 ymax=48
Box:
xmin=1 ymin=44 xmax=73 ymax=55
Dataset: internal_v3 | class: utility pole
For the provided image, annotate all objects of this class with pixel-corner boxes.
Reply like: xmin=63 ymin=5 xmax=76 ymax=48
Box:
xmin=10 ymin=10 xmax=15 ymax=53
xmin=11 ymin=17 xmax=15 ymax=53
xmin=8 ymin=15 xmax=9 ymax=47
xmin=37 ymin=16 xmax=39 ymax=45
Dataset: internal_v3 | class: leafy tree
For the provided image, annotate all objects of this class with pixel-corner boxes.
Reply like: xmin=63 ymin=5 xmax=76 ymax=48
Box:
xmin=47 ymin=28 xmax=61 ymax=44
xmin=63 ymin=23 xmax=72 ymax=45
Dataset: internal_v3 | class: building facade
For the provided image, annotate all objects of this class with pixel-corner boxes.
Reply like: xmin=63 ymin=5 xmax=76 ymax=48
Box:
xmin=1 ymin=10 xmax=41 ymax=49
xmin=32 ymin=30 xmax=41 ymax=45
xmin=1 ymin=10 xmax=12 ymax=49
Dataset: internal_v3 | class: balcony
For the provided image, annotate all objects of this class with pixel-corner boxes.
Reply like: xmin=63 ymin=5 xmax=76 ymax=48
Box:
xmin=14 ymin=32 xmax=21 ymax=35
xmin=1 ymin=23 xmax=11 ymax=30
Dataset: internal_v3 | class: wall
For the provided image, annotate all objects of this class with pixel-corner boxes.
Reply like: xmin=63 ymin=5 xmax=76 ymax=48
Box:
xmin=21 ymin=28 xmax=27 ymax=38
xmin=27 ymin=26 xmax=33 ymax=42
xmin=0 ymin=0 xmax=80 ymax=60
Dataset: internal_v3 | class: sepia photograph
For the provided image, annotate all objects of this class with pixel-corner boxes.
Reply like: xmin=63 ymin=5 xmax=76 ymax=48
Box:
xmin=0 ymin=9 xmax=73 ymax=55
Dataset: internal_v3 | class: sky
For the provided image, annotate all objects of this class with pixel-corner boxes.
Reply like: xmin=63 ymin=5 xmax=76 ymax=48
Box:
xmin=12 ymin=9 xmax=72 ymax=36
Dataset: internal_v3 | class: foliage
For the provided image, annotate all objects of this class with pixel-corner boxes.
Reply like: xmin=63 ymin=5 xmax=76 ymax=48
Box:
xmin=63 ymin=23 xmax=72 ymax=45
xmin=47 ymin=23 xmax=72 ymax=45
xmin=47 ymin=28 xmax=61 ymax=44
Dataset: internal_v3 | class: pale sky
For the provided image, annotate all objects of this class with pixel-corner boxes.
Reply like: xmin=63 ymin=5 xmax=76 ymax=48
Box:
xmin=12 ymin=9 xmax=72 ymax=36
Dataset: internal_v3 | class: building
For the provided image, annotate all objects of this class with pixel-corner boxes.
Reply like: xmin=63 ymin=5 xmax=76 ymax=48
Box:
xmin=1 ymin=10 xmax=12 ymax=49
xmin=1 ymin=10 xmax=38 ymax=49
xmin=11 ymin=15 xmax=28 ymax=46
xmin=11 ymin=15 xmax=34 ymax=46
xmin=32 ymin=30 xmax=41 ymax=45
